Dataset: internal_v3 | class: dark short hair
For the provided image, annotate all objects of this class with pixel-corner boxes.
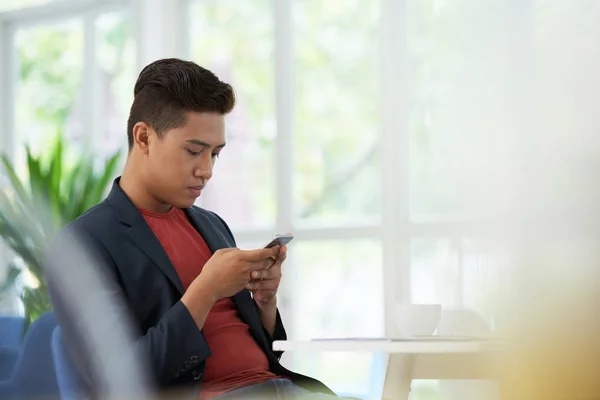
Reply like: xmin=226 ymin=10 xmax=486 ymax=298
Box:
xmin=126 ymin=58 xmax=235 ymax=150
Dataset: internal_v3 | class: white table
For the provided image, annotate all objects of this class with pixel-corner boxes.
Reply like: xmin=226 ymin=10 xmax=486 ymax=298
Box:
xmin=273 ymin=339 xmax=505 ymax=400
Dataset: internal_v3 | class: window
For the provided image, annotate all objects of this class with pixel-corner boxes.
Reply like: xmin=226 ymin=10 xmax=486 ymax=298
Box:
xmin=189 ymin=0 xmax=539 ymax=397
xmin=406 ymin=0 xmax=518 ymax=318
xmin=189 ymin=0 xmax=277 ymax=229
xmin=94 ymin=11 xmax=136 ymax=158
xmin=7 ymin=0 xmax=588 ymax=398
xmin=411 ymin=238 xmax=504 ymax=320
xmin=188 ymin=0 xmax=384 ymax=394
xmin=14 ymin=19 xmax=84 ymax=164
xmin=293 ymin=0 xmax=381 ymax=226
xmin=12 ymin=8 xmax=133 ymax=162
xmin=0 ymin=1 xmax=133 ymax=313
xmin=0 ymin=0 xmax=135 ymax=312
xmin=407 ymin=0 xmax=521 ymax=221
xmin=9 ymin=5 xmax=133 ymax=169
xmin=405 ymin=1 xmax=535 ymax=397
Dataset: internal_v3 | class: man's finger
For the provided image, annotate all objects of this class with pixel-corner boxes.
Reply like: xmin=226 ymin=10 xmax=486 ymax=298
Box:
xmin=246 ymin=280 xmax=278 ymax=291
xmin=276 ymin=251 xmax=287 ymax=263
xmin=251 ymin=267 xmax=281 ymax=280
xmin=254 ymin=290 xmax=277 ymax=303
xmin=240 ymin=246 xmax=280 ymax=262
xmin=246 ymin=259 xmax=274 ymax=273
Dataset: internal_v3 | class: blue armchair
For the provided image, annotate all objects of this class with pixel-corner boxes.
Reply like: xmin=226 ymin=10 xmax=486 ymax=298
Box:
xmin=0 ymin=347 xmax=19 ymax=381
xmin=0 ymin=312 xmax=60 ymax=399
xmin=0 ymin=316 xmax=25 ymax=347
xmin=0 ymin=316 xmax=25 ymax=380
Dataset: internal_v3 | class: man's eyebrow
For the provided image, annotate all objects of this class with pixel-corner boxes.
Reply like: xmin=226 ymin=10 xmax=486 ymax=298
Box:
xmin=186 ymin=139 xmax=226 ymax=148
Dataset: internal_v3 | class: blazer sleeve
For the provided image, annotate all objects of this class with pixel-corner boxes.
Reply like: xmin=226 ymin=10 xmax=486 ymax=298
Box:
xmin=210 ymin=210 xmax=288 ymax=357
xmin=46 ymin=227 xmax=212 ymax=390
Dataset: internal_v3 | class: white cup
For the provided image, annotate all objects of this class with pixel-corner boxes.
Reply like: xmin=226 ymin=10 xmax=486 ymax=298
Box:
xmin=395 ymin=303 xmax=442 ymax=337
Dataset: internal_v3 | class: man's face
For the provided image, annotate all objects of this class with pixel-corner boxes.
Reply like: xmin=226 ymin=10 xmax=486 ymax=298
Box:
xmin=142 ymin=111 xmax=226 ymax=209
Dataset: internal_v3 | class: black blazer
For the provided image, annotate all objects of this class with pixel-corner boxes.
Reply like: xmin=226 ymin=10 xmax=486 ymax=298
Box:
xmin=47 ymin=178 xmax=334 ymax=397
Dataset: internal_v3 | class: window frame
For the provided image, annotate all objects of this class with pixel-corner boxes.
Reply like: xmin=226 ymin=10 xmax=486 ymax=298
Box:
xmin=0 ymin=0 xmax=489 ymax=337
xmin=180 ymin=0 xmax=498 ymax=337
xmin=0 ymin=1 xmax=511 ymax=397
xmin=181 ymin=0 xmax=413 ymax=337
xmin=0 ymin=0 xmax=131 ymax=158
xmin=0 ymin=0 xmax=130 ymax=281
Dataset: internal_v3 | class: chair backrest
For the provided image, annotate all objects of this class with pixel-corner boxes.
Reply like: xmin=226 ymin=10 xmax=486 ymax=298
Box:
xmin=52 ymin=326 xmax=86 ymax=400
xmin=9 ymin=311 xmax=60 ymax=398
xmin=0 ymin=346 xmax=19 ymax=380
xmin=0 ymin=315 xmax=25 ymax=347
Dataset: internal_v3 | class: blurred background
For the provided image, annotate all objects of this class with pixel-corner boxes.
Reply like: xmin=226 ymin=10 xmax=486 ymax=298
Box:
xmin=0 ymin=0 xmax=599 ymax=399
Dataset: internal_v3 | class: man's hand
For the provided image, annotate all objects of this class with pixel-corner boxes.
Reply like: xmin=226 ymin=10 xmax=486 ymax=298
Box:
xmin=246 ymin=245 xmax=287 ymax=337
xmin=181 ymin=246 xmax=279 ymax=329
xmin=195 ymin=246 xmax=280 ymax=301
xmin=246 ymin=245 xmax=286 ymax=305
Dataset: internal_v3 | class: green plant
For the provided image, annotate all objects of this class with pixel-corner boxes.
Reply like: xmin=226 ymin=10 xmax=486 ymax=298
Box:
xmin=0 ymin=134 xmax=120 ymax=324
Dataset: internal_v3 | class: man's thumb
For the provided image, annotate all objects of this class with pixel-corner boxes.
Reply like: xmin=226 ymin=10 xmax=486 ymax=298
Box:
xmin=243 ymin=246 xmax=279 ymax=261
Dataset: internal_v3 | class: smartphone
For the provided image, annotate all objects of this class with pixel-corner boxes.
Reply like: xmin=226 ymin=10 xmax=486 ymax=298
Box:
xmin=262 ymin=233 xmax=294 ymax=249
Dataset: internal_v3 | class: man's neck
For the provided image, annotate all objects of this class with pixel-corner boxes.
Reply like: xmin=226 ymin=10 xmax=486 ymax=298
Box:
xmin=120 ymin=160 xmax=172 ymax=213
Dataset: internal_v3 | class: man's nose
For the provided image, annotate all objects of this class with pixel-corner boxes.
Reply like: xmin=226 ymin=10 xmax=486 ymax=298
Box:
xmin=194 ymin=157 xmax=213 ymax=180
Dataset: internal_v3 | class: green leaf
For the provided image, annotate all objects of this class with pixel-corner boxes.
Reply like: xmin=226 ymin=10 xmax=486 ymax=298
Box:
xmin=47 ymin=136 xmax=64 ymax=229
xmin=1 ymin=154 xmax=31 ymax=207
xmin=0 ymin=135 xmax=118 ymax=326
xmin=26 ymin=146 xmax=44 ymax=196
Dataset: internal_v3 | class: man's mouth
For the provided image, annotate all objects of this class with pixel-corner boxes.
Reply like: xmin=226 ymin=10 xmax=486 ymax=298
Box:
xmin=188 ymin=186 xmax=205 ymax=196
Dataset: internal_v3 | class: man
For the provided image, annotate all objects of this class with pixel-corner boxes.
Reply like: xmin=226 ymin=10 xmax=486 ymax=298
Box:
xmin=48 ymin=59 xmax=346 ymax=399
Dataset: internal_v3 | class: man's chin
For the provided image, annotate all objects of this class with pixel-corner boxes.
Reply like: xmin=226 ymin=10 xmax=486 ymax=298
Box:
xmin=171 ymin=197 xmax=198 ymax=209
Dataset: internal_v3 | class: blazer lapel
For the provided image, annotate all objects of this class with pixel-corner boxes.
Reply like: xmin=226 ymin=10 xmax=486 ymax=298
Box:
xmin=125 ymin=224 xmax=185 ymax=294
xmin=184 ymin=208 xmax=234 ymax=251
xmin=107 ymin=178 xmax=184 ymax=295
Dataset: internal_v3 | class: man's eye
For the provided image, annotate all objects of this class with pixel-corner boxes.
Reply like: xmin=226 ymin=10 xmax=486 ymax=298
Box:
xmin=187 ymin=149 xmax=201 ymax=156
xmin=212 ymin=153 xmax=220 ymax=159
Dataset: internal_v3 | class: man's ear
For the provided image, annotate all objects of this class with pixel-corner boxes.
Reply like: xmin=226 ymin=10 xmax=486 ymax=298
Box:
xmin=132 ymin=122 xmax=152 ymax=154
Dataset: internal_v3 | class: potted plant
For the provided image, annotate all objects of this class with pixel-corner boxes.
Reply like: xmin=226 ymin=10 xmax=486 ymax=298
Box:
xmin=0 ymin=134 xmax=120 ymax=325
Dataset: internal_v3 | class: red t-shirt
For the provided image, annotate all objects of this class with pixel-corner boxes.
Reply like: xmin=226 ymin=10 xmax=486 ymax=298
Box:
xmin=139 ymin=207 xmax=281 ymax=399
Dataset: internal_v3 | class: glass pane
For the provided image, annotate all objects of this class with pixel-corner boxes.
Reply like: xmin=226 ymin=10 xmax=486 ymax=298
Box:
xmin=95 ymin=12 xmax=136 ymax=159
xmin=293 ymin=0 xmax=381 ymax=226
xmin=410 ymin=238 xmax=505 ymax=326
xmin=408 ymin=1 xmax=519 ymax=220
xmin=282 ymin=239 xmax=384 ymax=395
xmin=188 ymin=0 xmax=276 ymax=230
xmin=14 ymin=20 xmax=84 ymax=166
xmin=411 ymin=238 xmax=459 ymax=306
